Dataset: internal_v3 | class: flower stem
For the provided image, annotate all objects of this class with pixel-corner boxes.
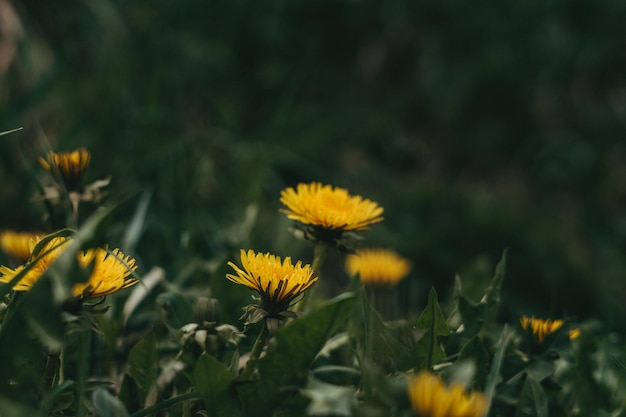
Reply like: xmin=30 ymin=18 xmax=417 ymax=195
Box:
xmin=294 ymin=241 xmax=328 ymax=313
xmin=311 ymin=240 xmax=328 ymax=273
xmin=240 ymin=322 xmax=269 ymax=379
xmin=75 ymin=324 xmax=91 ymax=417
xmin=128 ymin=390 xmax=200 ymax=417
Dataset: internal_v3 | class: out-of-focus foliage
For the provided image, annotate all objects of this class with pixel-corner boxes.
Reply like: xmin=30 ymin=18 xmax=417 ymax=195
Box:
xmin=2 ymin=0 xmax=626 ymax=325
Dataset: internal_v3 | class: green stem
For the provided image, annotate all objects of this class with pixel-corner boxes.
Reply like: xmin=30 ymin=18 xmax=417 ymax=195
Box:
xmin=240 ymin=322 xmax=269 ymax=379
xmin=365 ymin=289 xmax=376 ymax=361
xmin=75 ymin=325 xmax=91 ymax=417
xmin=43 ymin=351 xmax=61 ymax=389
xmin=294 ymin=241 xmax=328 ymax=313
xmin=128 ymin=390 xmax=201 ymax=417
xmin=311 ymin=240 xmax=328 ymax=273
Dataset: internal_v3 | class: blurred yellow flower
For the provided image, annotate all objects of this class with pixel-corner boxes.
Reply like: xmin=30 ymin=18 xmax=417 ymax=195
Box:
xmin=345 ymin=248 xmax=411 ymax=286
xmin=568 ymin=328 xmax=581 ymax=340
xmin=226 ymin=249 xmax=318 ymax=317
xmin=280 ymin=182 xmax=383 ymax=232
xmin=39 ymin=148 xmax=91 ymax=190
xmin=0 ymin=236 xmax=137 ymax=299
xmin=408 ymin=371 xmax=488 ymax=417
xmin=0 ymin=230 xmax=40 ymax=263
xmin=520 ymin=316 xmax=564 ymax=343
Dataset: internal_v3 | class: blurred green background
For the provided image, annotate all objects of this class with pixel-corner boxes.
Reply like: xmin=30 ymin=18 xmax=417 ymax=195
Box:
xmin=1 ymin=0 xmax=626 ymax=328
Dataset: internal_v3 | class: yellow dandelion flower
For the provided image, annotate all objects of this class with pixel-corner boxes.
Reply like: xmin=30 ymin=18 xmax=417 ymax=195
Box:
xmin=568 ymin=328 xmax=581 ymax=340
xmin=0 ymin=236 xmax=137 ymax=299
xmin=72 ymin=246 xmax=138 ymax=298
xmin=39 ymin=148 xmax=91 ymax=190
xmin=280 ymin=182 xmax=383 ymax=236
xmin=520 ymin=316 xmax=564 ymax=343
xmin=226 ymin=249 xmax=318 ymax=318
xmin=345 ymin=248 xmax=411 ymax=286
xmin=0 ymin=230 xmax=41 ymax=263
xmin=0 ymin=236 xmax=68 ymax=291
xmin=408 ymin=371 xmax=488 ymax=417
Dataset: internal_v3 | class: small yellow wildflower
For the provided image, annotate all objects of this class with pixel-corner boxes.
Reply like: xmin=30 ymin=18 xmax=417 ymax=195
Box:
xmin=520 ymin=316 xmax=564 ymax=343
xmin=280 ymin=182 xmax=383 ymax=234
xmin=0 ymin=236 xmax=137 ymax=299
xmin=408 ymin=371 xmax=488 ymax=417
xmin=568 ymin=328 xmax=581 ymax=340
xmin=0 ymin=230 xmax=41 ymax=263
xmin=39 ymin=148 xmax=91 ymax=190
xmin=345 ymin=248 xmax=411 ymax=286
xmin=226 ymin=249 xmax=318 ymax=320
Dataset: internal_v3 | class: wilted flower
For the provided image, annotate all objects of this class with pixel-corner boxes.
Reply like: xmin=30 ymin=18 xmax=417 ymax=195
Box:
xmin=279 ymin=182 xmax=383 ymax=249
xmin=0 ymin=230 xmax=40 ymax=263
xmin=38 ymin=148 xmax=110 ymax=213
xmin=39 ymin=148 xmax=91 ymax=191
xmin=407 ymin=371 xmax=488 ymax=417
xmin=226 ymin=249 xmax=318 ymax=325
xmin=345 ymin=248 xmax=411 ymax=286
xmin=0 ymin=236 xmax=137 ymax=299
xmin=520 ymin=316 xmax=565 ymax=343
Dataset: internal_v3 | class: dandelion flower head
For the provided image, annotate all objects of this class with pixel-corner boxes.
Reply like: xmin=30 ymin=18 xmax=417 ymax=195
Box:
xmin=520 ymin=316 xmax=563 ymax=343
xmin=226 ymin=249 xmax=318 ymax=317
xmin=39 ymin=148 xmax=91 ymax=189
xmin=280 ymin=182 xmax=383 ymax=232
xmin=0 ymin=235 xmax=137 ymax=299
xmin=0 ymin=230 xmax=41 ymax=263
xmin=408 ymin=371 xmax=488 ymax=417
xmin=345 ymin=248 xmax=411 ymax=286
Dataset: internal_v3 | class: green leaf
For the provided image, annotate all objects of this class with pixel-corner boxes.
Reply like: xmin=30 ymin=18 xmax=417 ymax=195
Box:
xmin=515 ymin=377 xmax=548 ymax=417
xmin=236 ymin=292 xmax=357 ymax=417
xmin=350 ymin=287 xmax=416 ymax=373
xmin=0 ymin=281 xmax=65 ymax=398
xmin=126 ymin=331 xmax=157 ymax=401
xmin=456 ymin=293 xmax=486 ymax=336
xmin=0 ymin=127 xmax=23 ymax=137
xmin=457 ymin=336 xmax=491 ymax=390
xmin=122 ymin=188 xmax=152 ymax=253
xmin=41 ymin=380 xmax=75 ymax=415
xmin=525 ymin=358 xmax=555 ymax=382
xmin=484 ymin=325 xmax=514 ymax=404
xmin=194 ymin=354 xmax=244 ymax=417
xmin=301 ymin=377 xmax=354 ymax=416
xmin=484 ymin=249 xmax=507 ymax=322
xmin=414 ymin=287 xmax=449 ymax=369
xmin=92 ymin=388 xmax=129 ymax=417
xmin=22 ymin=279 xmax=65 ymax=352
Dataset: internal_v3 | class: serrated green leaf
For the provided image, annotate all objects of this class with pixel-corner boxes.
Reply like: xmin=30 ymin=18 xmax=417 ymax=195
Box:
xmin=414 ymin=287 xmax=449 ymax=369
xmin=91 ymin=388 xmax=129 ymax=417
xmin=194 ymin=354 xmax=244 ymax=417
xmin=126 ymin=331 xmax=157 ymax=401
xmin=236 ymin=292 xmax=357 ymax=417
xmin=515 ymin=377 xmax=548 ymax=417
xmin=458 ymin=336 xmax=491 ymax=390
xmin=457 ymin=295 xmax=486 ymax=336
xmin=484 ymin=249 xmax=507 ymax=321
